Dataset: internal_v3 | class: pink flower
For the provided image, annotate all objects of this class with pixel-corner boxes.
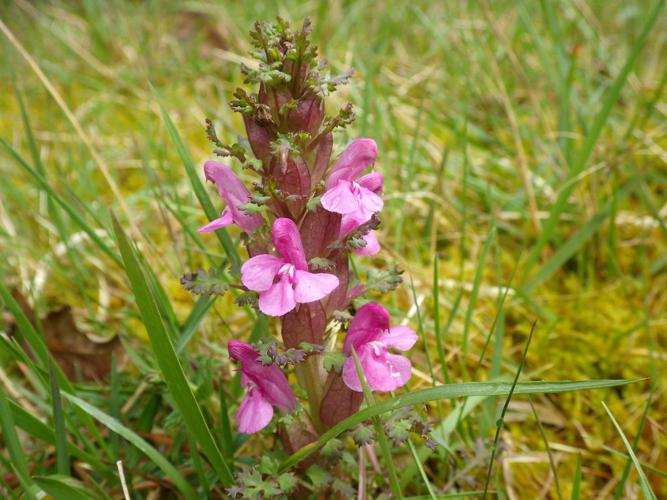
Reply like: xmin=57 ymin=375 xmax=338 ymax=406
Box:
xmin=321 ymin=139 xmax=383 ymax=224
xmin=198 ymin=161 xmax=263 ymax=233
xmin=241 ymin=218 xmax=340 ymax=316
xmin=228 ymin=340 xmax=297 ymax=433
xmin=342 ymin=303 xmax=417 ymax=392
xmin=337 ymin=170 xmax=383 ymax=256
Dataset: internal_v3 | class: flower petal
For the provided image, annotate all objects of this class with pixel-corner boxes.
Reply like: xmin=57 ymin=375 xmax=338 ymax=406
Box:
xmin=368 ymin=352 xmax=412 ymax=392
xmin=353 ymin=231 xmax=380 ymax=256
xmin=236 ymin=386 xmax=274 ymax=434
xmin=383 ymin=325 xmax=418 ymax=351
xmin=342 ymin=356 xmax=363 ymax=392
xmin=358 ymin=187 xmax=384 ymax=214
xmin=203 ymin=160 xmax=262 ymax=232
xmin=241 ymin=254 xmax=283 ymax=292
xmin=320 ymin=180 xmax=359 ymax=215
xmin=229 ymin=341 xmax=297 ymax=412
xmin=258 ymin=274 xmax=296 ymax=316
xmin=197 ymin=209 xmax=234 ymax=233
xmin=326 ymin=138 xmax=378 ymax=189
xmin=343 ymin=345 xmax=412 ymax=392
xmin=228 ymin=340 xmax=259 ymax=365
xmin=271 ymin=218 xmax=308 ymax=270
xmin=357 ymin=172 xmax=383 ymax=194
xmin=252 ymin=365 xmax=297 ymax=412
xmin=204 ymin=160 xmax=250 ymax=205
xmin=343 ymin=303 xmax=390 ymax=354
xmin=293 ymin=270 xmax=339 ymax=303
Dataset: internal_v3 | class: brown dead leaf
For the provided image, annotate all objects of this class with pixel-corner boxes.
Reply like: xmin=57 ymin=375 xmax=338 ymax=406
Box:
xmin=6 ymin=289 xmax=124 ymax=380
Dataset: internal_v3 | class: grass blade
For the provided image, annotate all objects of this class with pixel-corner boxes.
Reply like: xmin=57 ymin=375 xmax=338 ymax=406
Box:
xmin=33 ymin=475 xmax=96 ymax=500
xmin=522 ymin=0 xmax=665 ymax=277
xmin=571 ymin=454 xmax=581 ymax=500
xmin=482 ymin=321 xmax=536 ymax=498
xmin=8 ymin=400 xmax=108 ymax=471
xmin=48 ymin=362 xmax=69 ymax=475
xmin=112 ymin=213 xmax=234 ymax=486
xmin=278 ymin=377 xmax=636 ymax=472
xmin=156 ymin=100 xmax=240 ymax=267
xmin=522 ymin=178 xmax=638 ymax=292
xmin=351 ymin=347 xmax=403 ymax=499
xmin=0 ymin=389 xmax=38 ymax=498
xmin=62 ymin=392 xmax=197 ymax=499
xmin=0 ymin=138 xmax=120 ymax=265
xmin=602 ymin=401 xmax=656 ymax=500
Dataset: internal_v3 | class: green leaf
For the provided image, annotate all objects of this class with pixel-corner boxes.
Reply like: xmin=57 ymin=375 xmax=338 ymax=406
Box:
xmin=33 ymin=475 xmax=96 ymax=500
xmin=366 ymin=264 xmax=404 ymax=293
xmin=322 ymin=351 xmax=346 ymax=372
xmin=0 ymin=390 xmax=38 ymax=498
xmin=602 ymin=401 xmax=656 ymax=500
xmin=112 ymin=214 xmax=234 ymax=486
xmin=306 ymin=464 xmax=332 ymax=489
xmin=571 ymin=454 xmax=582 ymax=500
xmin=279 ymin=379 xmax=637 ymax=472
xmin=522 ymin=0 xmax=665 ymax=277
xmin=62 ymin=392 xmax=197 ymax=499
xmin=48 ymin=362 xmax=69 ymax=475
xmin=180 ymin=268 xmax=230 ymax=296
xmin=0 ymin=137 xmax=120 ymax=266
xmin=8 ymin=400 xmax=107 ymax=471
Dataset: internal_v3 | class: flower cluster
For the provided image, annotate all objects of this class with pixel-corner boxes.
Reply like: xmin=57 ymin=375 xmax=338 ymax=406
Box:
xmin=192 ymin=19 xmax=416 ymax=435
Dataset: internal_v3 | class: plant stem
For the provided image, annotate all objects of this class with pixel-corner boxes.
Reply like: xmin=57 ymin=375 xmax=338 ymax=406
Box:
xmin=295 ymin=354 xmax=326 ymax=433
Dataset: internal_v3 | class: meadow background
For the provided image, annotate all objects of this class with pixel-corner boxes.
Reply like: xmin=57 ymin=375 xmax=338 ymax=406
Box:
xmin=1 ymin=0 xmax=666 ymax=498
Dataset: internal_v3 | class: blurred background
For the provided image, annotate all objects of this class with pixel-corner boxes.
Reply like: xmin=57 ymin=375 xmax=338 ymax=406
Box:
xmin=1 ymin=0 xmax=666 ymax=497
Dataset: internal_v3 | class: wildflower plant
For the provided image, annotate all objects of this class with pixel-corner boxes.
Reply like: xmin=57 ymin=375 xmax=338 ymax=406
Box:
xmin=191 ymin=18 xmax=414 ymax=443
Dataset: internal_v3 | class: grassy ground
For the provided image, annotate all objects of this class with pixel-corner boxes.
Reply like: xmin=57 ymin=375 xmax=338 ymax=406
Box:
xmin=1 ymin=0 xmax=666 ymax=497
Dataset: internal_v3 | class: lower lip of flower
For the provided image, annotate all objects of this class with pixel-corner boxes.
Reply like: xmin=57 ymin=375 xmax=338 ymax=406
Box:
xmin=278 ymin=263 xmax=296 ymax=283
xmin=369 ymin=340 xmax=384 ymax=356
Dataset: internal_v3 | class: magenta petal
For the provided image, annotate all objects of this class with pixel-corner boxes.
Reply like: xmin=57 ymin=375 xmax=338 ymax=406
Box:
xmin=342 ymin=344 xmax=412 ymax=393
xmin=342 ymin=356 xmax=363 ymax=392
xmin=367 ymin=352 xmax=412 ymax=392
xmin=353 ymin=231 xmax=380 ymax=256
xmin=197 ymin=209 xmax=234 ymax=233
xmin=351 ymin=303 xmax=391 ymax=331
xmin=241 ymin=254 xmax=284 ymax=292
xmin=228 ymin=340 xmax=259 ymax=365
xmin=343 ymin=303 xmax=390 ymax=354
xmin=293 ymin=270 xmax=339 ymax=303
xmin=359 ymin=187 xmax=384 ymax=214
xmin=203 ymin=160 xmax=262 ymax=232
xmin=204 ymin=161 xmax=251 ymax=204
xmin=252 ymin=365 xmax=297 ymax=412
xmin=383 ymin=325 xmax=418 ymax=351
xmin=271 ymin=218 xmax=308 ymax=270
xmin=357 ymin=172 xmax=383 ymax=194
xmin=258 ymin=274 xmax=296 ymax=316
xmin=320 ymin=181 xmax=359 ymax=215
xmin=229 ymin=341 xmax=297 ymax=412
xmin=348 ymin=345 xmax=412 ymax=392
xmin=236 ymin=386 xmax=274 ymax=434
xmin=326 ymin=138 xmax=378 ymax=189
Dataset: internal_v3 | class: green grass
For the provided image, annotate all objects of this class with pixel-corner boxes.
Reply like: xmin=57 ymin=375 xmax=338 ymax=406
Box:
xmin=1 ymin=0 xmax=666 ymax=497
